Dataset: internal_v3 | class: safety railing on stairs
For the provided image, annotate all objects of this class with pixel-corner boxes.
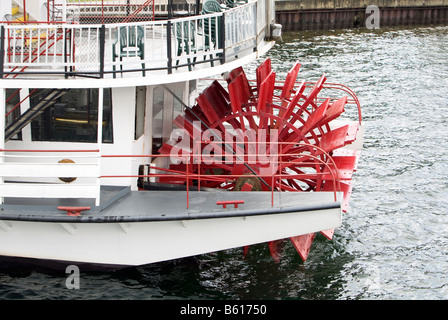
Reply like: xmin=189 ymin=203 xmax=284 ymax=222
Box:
xmin=1 ymin=21 xmax=75 ymax=79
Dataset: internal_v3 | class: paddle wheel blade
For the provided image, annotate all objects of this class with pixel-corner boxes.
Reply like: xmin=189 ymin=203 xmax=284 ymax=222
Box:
xmin=320 ymin=229 xmax=335 ymax=240
xmin=268 ymin=240 xmax=284 ymax=263
xmin=290 ymin=233 xmax=316 ymax=261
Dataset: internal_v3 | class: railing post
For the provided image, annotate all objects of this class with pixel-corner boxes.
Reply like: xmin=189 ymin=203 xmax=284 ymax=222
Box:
xmin=195 ymin=0 xmax=200 ymax=15
xmin=64 ymin=27 xmax=68 ymax=78
xmin=99 ymin=25 xmax=106 ymax=78
xmin=96 ymin=87 xmax=104 ymax=207
xmin=220 ymin=14 xmax=225 ymax=64
xmin=101 ymin=0 xmax=105 ymax=24
xmin=0 ymin=26 xmax=4 ymax=79
xmin=62 ymin=0 xmax=67 ymax=22
xmin=69 ymin=28 xmax=74 ymax=75
xmin=23 ymin=0 xmax=27 ymax=22
xmin=168 ymin=0 xmax=174 ymax=19
xmin=167 ymin=20 xmax=172 ymax=74
xmin=253 ymin=3 xmax=258 ymax=51
xmin=186 ymin=158 xmax=189 ymax=209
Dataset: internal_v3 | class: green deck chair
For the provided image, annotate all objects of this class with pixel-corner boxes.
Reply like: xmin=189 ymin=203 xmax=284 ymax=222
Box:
xmin=201 ymin=0 xmax=224 ymax=51
xmin=225 ymin=0 xmax=248 ymax=8
xmin=175 ymin=21 xmax=214 ymax=70
xmin=112 ymin=26 xmax=145 ymax=78
xmin=202 ymin=0 xmax=226 ymax=12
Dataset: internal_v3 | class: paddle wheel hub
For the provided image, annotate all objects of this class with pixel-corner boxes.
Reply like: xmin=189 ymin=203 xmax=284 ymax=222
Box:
xmin=154 ymin=58 xmax=362 ymax=262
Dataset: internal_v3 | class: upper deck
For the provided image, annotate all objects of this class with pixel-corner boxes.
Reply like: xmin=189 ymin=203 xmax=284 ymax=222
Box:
xmin=0 ymin=0 xmax=278 ymax=88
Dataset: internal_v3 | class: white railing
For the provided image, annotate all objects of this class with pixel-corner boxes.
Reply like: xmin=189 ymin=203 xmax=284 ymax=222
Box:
xmin=171 ymin=12 xmax=223 ymax=71
xmin=0 ymin=149 xmax=101 ymax=206
xmin=62 ymin=0 xmax=195 ymax=20
xmin=0 ymin=1 xmax=258 ymax=78
xmin=153 ymin=0 xmax=196 ymax=14
xmin=63 ymin=0 xmax=155 ymax=24
xmin=224 ymin=2 xmax=257 ymax=57
xmin=3 ymin=23 xmax=78 ymax=73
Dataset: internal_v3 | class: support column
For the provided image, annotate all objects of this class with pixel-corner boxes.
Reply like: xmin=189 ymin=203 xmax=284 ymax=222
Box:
xmin=96 ymin=87 xmax=104 ymax=207
xmin=0 ymin=88 xmax=5 ymax=204
xmin=62 ymin=0 xmax=67 ymax=22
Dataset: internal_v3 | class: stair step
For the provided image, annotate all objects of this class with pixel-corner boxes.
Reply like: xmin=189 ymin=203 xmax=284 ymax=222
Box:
xmin=8 ymin=12 xmax=29 ymax=22
xmin=14 ymin=14 xmax=29 ymax=22
xmin=12 ymin=5 xmax=19 ymax=15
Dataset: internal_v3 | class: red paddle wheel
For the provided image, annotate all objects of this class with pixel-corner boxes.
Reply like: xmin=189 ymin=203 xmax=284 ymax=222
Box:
xmin=156 ymin=59 xmax=361 ymax=262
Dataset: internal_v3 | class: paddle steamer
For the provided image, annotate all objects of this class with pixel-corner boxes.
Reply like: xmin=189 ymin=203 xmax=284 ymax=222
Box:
xmin=0 ymin=0 xmax=363 ymax=269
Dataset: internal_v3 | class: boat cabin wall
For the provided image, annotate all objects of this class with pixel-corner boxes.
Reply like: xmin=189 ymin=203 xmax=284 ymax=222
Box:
xmin=3 ymin=81 xmax=193 ymax=191
xmin=144 ymin=81 xmax=193 ymax=183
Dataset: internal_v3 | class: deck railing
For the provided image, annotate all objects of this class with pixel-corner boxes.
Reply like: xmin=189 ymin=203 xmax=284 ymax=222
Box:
xmin=51 ymin=0 xmax=156 ymax=24
xmin=0 ymin=149 xmax=101 ymax=206
xmin=0 ymin=141 xmax=341 ymax=209
xmin=0 ymin=2 xmax=259 ymax=79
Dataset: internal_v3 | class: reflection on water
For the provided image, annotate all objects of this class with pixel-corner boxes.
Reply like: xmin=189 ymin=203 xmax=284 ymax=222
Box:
xmin=1 ymin=25 xmax=448 ymax=300
xmin=265 ymin=25 xmax=448 ymax=300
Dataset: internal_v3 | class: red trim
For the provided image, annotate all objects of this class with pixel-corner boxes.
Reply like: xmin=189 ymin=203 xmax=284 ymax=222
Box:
xmin=0 ymin=149 xmax=99 ymax=152
xmin=216 ymin=200 xmax=245 ymax=209
xmin=0 ymin=21 xmax=72 ymax=24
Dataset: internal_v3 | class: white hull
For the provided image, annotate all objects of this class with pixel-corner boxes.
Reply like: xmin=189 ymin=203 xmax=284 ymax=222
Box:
xmin=0 ymin=191 xmax=342 ymax=268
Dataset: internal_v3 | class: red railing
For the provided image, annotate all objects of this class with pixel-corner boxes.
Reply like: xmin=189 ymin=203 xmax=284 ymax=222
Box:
xmin=311 ymin=82 xmax=362 ymax=124
xmin=0 ymin=140 xmax=342 ymax=210
xmin=100 ymin=141 xmax=342 ymax=208
xmin=0 ymin=149 xmax=99 ymax=153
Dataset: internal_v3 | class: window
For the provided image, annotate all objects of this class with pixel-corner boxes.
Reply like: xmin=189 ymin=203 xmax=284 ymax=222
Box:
xmin=5 ymin=89 xmax=22 ymax=140
xmin=172 ymin=87 xmax=184 ymax=121
xmin=151 ymin=84 xmax=185 ymax=154
xmin=135 ymin=86 xmax=146 ymax=140
xmin=31 ymin=88 xmax=113 ymax=143
xmin=152 ymin=86 xmax=165 ymax=152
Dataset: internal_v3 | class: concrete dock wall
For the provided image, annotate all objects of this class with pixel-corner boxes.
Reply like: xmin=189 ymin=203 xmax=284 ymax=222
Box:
xmin=276 ymin=0 xmax=448 ymax=30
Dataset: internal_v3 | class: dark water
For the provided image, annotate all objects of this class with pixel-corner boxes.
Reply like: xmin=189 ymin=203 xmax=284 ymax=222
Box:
xmin=1 ymin=25 xmax=448 ymax=301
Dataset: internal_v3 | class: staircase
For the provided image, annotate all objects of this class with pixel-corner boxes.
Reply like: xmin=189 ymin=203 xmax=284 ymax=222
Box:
xmin=5 ymin=1 xmax=30 ymax=22
xmin=5 ymin=6 xmax=28 ymax=22
xmin=4 ymin=0 xmax=73 ymax=79
xmin=5 ymin=89 xmax=69 ymax=142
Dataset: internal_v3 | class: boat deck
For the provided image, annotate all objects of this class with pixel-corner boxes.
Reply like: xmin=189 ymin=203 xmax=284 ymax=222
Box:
xmin=0 ymin=187 xmax=341 ymax=223
xmin=1 ymin=2 xmax=264 ymax=84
